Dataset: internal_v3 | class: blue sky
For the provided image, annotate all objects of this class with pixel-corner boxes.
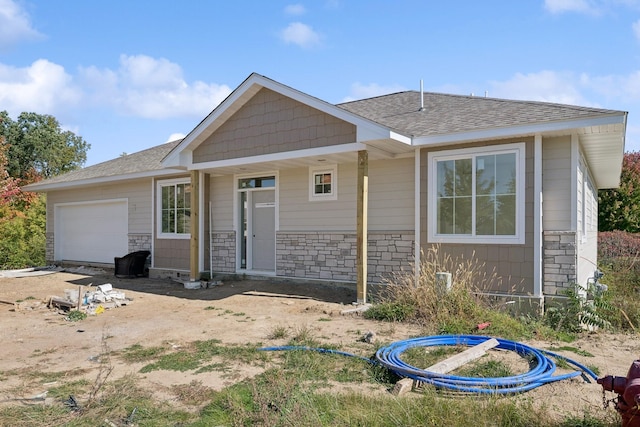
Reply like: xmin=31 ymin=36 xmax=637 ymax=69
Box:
xmin=1 ymin=0 xmax=639 ymax=166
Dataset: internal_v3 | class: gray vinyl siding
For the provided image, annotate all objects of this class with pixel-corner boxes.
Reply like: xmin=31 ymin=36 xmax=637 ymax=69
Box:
xmin=542 ymin=137 xmax=572 ymax=231
xmin=45 ymin=178 xmax=151 ymax=234
xmin=577 ymin=153 xmax=599 ymax=288
xmin=278 ymin=157 xmax=414 ymax=232
xmin=279 ymin=165 xmax=356 ymax=231
xmin=210 ymin=175 xmax=234 ymax=231
xmin=369 ymin=157 xmax=414 ymax=231
xmin=420 ymin=138 xmax=535 ymax=296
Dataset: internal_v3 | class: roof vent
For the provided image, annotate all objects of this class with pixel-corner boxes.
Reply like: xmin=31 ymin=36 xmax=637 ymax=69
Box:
xmin=419 ymin=80 xmax=426 ymax=112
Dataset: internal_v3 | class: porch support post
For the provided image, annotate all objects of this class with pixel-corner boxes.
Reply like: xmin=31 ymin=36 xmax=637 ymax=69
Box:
xmin=357 ymin=150 xmax=369 ymax=304
xmin=190 ymin=169 xmax=200 ymax=281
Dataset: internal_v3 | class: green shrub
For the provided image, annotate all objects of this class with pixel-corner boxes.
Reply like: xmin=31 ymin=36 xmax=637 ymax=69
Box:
xmin=0 ymin=195 xmax=45 ymax=269
xmin=364 ymin=301 xmax=415 ymax=322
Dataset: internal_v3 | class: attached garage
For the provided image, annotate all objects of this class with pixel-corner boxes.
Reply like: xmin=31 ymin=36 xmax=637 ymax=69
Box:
xmin=54 ymin=199 xmax=128 ymax=264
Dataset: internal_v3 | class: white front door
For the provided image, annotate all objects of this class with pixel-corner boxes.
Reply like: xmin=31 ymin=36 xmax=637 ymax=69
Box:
xmin=251 ymin=190 xmax=275 ymax=271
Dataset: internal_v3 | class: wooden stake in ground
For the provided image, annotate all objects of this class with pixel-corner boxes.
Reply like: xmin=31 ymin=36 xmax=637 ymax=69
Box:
xmin=77 ymin=286 xmax=83 ymax=310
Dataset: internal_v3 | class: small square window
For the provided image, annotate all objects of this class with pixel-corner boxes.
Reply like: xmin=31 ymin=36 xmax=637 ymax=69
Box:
xmin=309 ymin=165 xmax=337 ymax=201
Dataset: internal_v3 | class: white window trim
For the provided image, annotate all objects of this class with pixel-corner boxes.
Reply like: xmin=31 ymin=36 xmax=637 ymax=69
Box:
xmin=309 ymin=164 xmax=338 ymax=201
xmin=427 ymin=143 xmax=526 ymax=245
xmin=156 ymin=177 xmax=191 ymax=240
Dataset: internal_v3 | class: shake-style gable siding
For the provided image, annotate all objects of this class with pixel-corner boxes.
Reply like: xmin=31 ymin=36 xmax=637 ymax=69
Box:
xmin=542 ymin=136 xmax=572 ymax=231
xmin=192 ymin=88 xmax=357 ymax=163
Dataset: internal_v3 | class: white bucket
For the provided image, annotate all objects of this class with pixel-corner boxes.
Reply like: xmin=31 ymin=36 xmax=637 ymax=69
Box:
xmin=183 ymin=281 xmax=201 ymax=290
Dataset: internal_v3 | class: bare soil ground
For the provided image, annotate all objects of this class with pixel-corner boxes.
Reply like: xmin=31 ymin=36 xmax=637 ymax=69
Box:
xmin=0 ymin=270 xmax=637 ymax=421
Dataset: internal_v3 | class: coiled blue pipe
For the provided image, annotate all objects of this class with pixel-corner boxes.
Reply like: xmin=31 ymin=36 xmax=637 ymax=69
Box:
xmin=260 ymin=334 xmax=598 ymax=395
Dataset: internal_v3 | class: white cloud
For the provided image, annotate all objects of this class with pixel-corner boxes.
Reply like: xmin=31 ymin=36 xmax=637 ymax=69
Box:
xmin=0 ymin=59 xmax=81 ymax=115
xmin=342 ymin=82 xmax=407 ymax=102
xmin=0 ymin=0 xmax=43 ymax=49
xmin=633 ymin=19 xmax=640 ymax=40
xmin=488 ymin=70 xmax=592 ymax=105
xmin=166 ymin=132 xmax=186 ymax=142
xmin=544 ymin=0 xmax=600 ymax=14
xmin=79 ymin=54 xmax=232 ymax=119
xmin=280 ymin=22 xmax=321 ymax=48
xmin=284 ymin=4 xmax=306 ymax=15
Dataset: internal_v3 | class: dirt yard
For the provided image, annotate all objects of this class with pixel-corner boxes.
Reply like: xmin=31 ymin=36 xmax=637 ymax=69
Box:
xmin=0 ymin=269 xmax=637 ymax=421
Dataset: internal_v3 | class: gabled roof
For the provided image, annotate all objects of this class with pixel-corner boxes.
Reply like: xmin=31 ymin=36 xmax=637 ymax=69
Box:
xmin=24 ymin=140 xmax=183 ymax=191
xmin=161 ymin=73 xmax=410 ymax=168
xmin=25 ymin=73 xmax=627 ymax=191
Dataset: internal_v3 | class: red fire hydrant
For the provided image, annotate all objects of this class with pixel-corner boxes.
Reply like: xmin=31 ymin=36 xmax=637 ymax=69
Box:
xmin=598 ymin=360 xmax=640 ymax=427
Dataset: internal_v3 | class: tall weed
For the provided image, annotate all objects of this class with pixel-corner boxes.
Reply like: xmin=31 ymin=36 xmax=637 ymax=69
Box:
xmin=367 ymin=245 xmax=500 ymax=333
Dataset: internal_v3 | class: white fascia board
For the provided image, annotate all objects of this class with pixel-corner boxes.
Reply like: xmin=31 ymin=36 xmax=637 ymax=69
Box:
xmin=187 ymin=142 xmax=368 ymax=171
xmin=413 ymin=114 xmax=627 ymax=146
xmin=162 ymin=74 xmax=263 ymax=167
xmin=22 ymin=168 xmax=186 ymax=192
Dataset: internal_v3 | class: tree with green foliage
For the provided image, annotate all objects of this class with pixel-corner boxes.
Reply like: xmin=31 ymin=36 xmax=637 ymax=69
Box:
xmin=0 ymin=111 xmax=90 ymax=182
xmin=599 ymin=151 xmax=640 ymax=232
xmin=0 ymin=138 xmax=45 ymax=268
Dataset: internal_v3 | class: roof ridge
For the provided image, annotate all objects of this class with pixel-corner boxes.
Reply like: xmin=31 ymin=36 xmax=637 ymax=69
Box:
xmin=339 ymin=89 xmax=620 ymax=114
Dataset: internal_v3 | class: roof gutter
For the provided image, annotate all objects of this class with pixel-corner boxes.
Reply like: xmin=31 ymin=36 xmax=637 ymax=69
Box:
xmin=22 ymin=168 xmax=187 ymax=192
xmin=412 ymin=113 xmax=626 ymax=147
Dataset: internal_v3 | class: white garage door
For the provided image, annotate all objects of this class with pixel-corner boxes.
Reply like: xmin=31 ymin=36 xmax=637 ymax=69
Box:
xmin=55 ymin=200 xmax=128 ymax=263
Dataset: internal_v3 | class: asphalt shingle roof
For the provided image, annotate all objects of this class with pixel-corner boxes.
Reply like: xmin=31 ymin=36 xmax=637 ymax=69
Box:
xmin=26 ymin=88 xmax=625 ymax=191
xmin=28 ymin=139 xmax=181 ymax=186
xmin=337 ymin=91 xmax=623 ymax=137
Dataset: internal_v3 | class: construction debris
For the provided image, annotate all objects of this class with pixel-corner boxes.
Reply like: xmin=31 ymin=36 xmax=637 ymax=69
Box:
xmin=47 ymin=283 xmax=131 ymax=315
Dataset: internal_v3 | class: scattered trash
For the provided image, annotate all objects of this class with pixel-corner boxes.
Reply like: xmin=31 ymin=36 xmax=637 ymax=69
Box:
xmin=30 ymin=391 xmax=48 ymax=401
xmin=126 ymin=407 xmax=138 ymax=424
xmin=361 ymin=331 xmax=376 ymax=343
xmin=64 ymin=395 xmax=81 ymax=412
xmin=476 ymin=322 xmax=491 ymax=330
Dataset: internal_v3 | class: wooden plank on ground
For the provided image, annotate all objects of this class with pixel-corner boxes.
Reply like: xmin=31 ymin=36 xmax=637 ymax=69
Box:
xmin=425 ymin=338 xmax=499 ymax=374
xmin=392 ymin=338 xmax=500 ymax=396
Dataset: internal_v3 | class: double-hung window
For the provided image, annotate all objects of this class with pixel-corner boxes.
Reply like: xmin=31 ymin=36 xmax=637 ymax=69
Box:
xmin=157 ymin=178 xmax=191 ymax=238
xmin=428 ymin=143 xmax=525 ymax=244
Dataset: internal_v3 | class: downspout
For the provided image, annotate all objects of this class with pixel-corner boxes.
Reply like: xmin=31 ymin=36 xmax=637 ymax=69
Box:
xmin=534 ymin=135 xmax=543 ymax=302
xmin=150 ymin=178 xmax=155 ymax=270
xmin=209 ymin=201 xmax=213 ymax=280
xmin=414 ymin=148 xmax=421 ymax=284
